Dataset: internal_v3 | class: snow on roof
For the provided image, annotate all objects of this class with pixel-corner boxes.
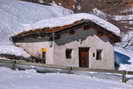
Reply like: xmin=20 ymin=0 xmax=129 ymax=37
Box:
xmin=0 ymin=0 xmax=71 ymax=57
xmin=0 ymin=45 xmax=30 ymax=57
xmin=23 ymin=13 xmax=120 ymax=37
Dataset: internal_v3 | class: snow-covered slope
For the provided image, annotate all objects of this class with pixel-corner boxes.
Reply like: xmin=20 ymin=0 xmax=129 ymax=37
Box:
xmin=114 ymin=15 xmax=133 ymax=21
xmin=0 ymin=45 xmax=30 ymax=58
xmin=0 ymin=67 xmax=133 ymax=89
xmin=0 ymin=0 xmax=72 ymax=57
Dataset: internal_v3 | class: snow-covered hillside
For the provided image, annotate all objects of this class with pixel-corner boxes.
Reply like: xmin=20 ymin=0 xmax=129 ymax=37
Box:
xmin=0 ymin=67 xmax=133 ymax=89
xmin=0 ymin=0 xmax=72 ymax=57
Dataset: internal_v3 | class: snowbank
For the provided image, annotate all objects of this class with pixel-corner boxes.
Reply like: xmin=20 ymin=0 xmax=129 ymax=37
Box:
xmin=0 ymin=45 xmax=30 ymax=58
xmin=23 ymin=13 xmax=120 ymax=37
xmin=0 ymin=67 xmax=133 ymax=89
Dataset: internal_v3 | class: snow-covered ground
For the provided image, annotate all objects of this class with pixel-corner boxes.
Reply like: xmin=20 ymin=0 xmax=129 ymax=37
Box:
xmin=0 ymin=67 xmax=133 ymax=89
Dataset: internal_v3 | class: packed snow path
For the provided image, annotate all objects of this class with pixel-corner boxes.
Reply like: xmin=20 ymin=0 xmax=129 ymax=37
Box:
xmin=0 ymin=67 xmax=133 ymax=89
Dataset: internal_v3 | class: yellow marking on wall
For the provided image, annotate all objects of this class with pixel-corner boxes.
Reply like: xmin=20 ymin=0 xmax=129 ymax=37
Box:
xmin=40 ymin=48 xmax=48 ymax=52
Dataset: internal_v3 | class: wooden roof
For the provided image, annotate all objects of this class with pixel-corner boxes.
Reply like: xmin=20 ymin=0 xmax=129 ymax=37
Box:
xmin=13 ymin=20 xmax=84 ymax=37
xmin=12 ymin=19 xmax=121 ymax=43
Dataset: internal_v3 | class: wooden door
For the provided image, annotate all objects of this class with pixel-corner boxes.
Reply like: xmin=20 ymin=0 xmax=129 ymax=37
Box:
xmin=79 ymin=48 xmax=89 ymax=67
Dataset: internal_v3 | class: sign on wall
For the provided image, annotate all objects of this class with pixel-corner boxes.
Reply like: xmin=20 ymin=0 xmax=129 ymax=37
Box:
xmin=40 ymin=48 xmax=48 ymax=52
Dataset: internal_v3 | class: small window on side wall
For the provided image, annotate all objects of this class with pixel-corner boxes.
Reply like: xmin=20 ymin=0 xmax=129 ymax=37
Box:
xmin=96 ymin=49 xmax=102 ymax=60
xmin=66 ymin=49 xmax=72 ymax=59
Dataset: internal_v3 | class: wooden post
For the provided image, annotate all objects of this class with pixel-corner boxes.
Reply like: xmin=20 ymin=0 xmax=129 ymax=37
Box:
xmin=122 ymin=71 xmax=127 ymax=83
xmin=68 ymin=67 xmax=73 ymax=74
xmin=12 ymin=60 xmax=17 ymax=70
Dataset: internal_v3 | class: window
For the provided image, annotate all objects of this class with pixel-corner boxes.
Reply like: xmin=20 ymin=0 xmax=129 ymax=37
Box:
xmin=69 ymin=30 xmax=75 ymax=35
xmin=93 ymin=53 xmax=95 ymax=57
xmin=55 ymin=34 xmax=61 ymax=40
xmin=83 ymin=25 xmax=90 ymax=30
xmin=96 ymin=49 xmax=102 ymax=60
xmin=42 ymin=52 xmax=46 ymax=64
xmin=66 ymin=49 xmax=72 ymax=59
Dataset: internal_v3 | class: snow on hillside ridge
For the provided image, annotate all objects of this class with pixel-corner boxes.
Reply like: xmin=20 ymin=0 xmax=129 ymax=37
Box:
xmin=92 ymin=8 xmax=107 ymax=20
xmin=0 ymin=0 xmax=72 ymax=57
xmin=122 ymin=31 xmax=133 ymax=50
xmin=122 ymin=31 xmax=133 ymax=42
xmin=114 ymin=15 xmax=133 ymax=21
xmin=0 ymin=67 xmax=133 ymax=89
xmin=22 ymin=13 xmax=120 ymax=37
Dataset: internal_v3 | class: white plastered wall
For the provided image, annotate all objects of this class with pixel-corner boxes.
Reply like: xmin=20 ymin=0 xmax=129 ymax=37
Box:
xmin=53 ymin=30 xmax=115 ymax=70
xmin=16 ymin=42 xmax=54 ymax=64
